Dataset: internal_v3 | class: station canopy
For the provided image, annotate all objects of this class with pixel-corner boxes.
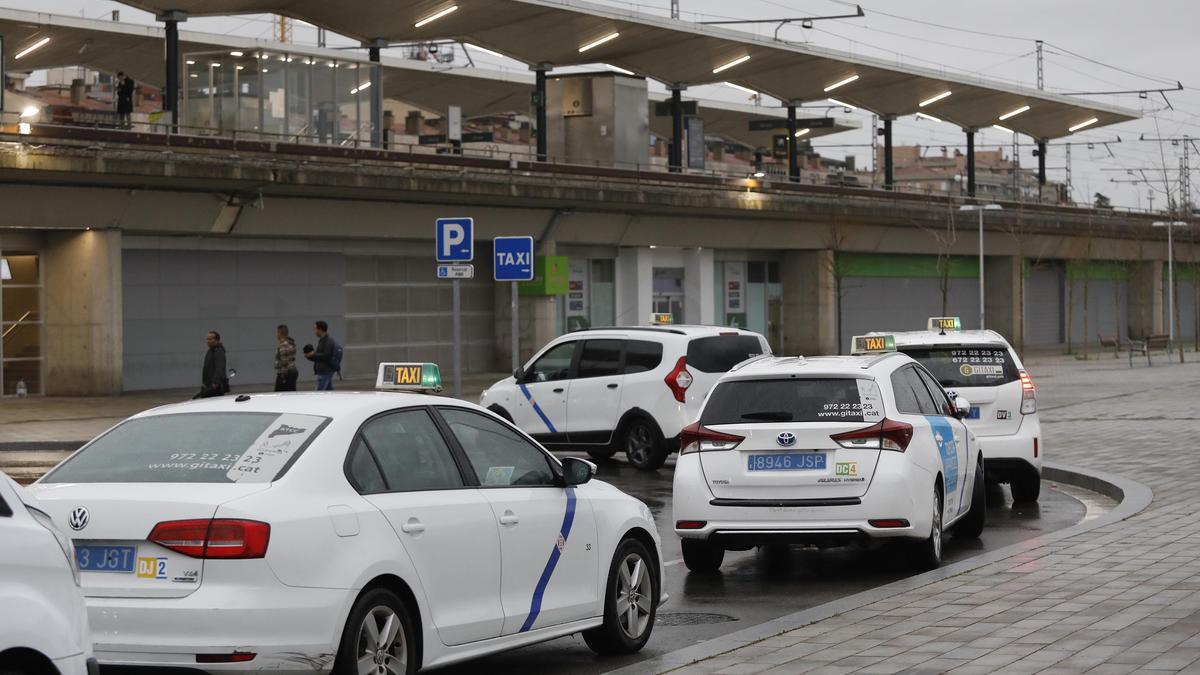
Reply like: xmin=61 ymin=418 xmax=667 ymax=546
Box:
xmin=0 ymin=7 xmax=858 ymax=147
xmin=112 ymin=0 xmax=1139 ymax=140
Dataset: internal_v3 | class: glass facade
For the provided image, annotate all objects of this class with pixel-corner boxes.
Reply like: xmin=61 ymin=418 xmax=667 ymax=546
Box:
xmin=182 ymin=49 xmax=378 ymax=145
xmin=715 ymin=260 xmax=782 ymax=350
xmin=561 ymin=259 xmax=616 ymax=332
xmin=1 ymin=252 xmax=43 ymax=396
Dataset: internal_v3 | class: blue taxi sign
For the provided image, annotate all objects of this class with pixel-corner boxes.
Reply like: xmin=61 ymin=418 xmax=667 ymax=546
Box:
xmin=376 ymin=362 xmax=443 ymax=393
xmin=927 ymin=317 xmax=962 ymax=332
xmin=851 ymin=334 xmax=896 ymax=354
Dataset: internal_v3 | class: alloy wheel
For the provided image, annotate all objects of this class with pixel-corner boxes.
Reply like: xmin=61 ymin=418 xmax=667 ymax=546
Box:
xmin=356 ymin=606 xmax=407 ymax=675
xmin=616 ymin=552 xmax=652 ymax=639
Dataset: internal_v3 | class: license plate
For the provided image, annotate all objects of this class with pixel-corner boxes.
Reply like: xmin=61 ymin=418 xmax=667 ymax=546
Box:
xmin=76 ymin=545 xmax=137 ymax=573
xmin=747 ymin=453 xmax=826 ymax=472
xmin=968 ymin=406 xmax=981 ymax=420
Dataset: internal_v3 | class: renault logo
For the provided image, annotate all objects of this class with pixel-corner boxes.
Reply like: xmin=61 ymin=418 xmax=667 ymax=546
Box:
xmin=68 ymin=507 xmax=89 ymax=531
xmin=776 ymin=432 xmax=797 ymax=447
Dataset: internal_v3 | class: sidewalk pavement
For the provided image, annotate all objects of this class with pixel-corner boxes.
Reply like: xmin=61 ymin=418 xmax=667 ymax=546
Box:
xmin=639 ymin=354 xmax=1200 ymax=674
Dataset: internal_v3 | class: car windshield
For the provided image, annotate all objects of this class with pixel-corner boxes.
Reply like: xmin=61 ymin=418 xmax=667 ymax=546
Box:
xmin=900 ymin=345 xmax=1020 ymax=388
xmin=702 ymin=378 xmax=884 ymax=425
xmin=41 ymin=412 xmax=331 ymax=484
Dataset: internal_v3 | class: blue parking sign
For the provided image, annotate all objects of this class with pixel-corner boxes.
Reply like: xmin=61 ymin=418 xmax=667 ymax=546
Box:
xmin=436 ymin=218 xmax=474 ymax=262
xmin=493 ymin=236 xmax=535 ymax=282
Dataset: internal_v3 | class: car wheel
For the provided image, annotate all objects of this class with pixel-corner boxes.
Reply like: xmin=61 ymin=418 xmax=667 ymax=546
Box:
xmin=333 ymin=587 xmax=416 ymax=675
xmin=955 ymin=457 xmax=986 ymax=539
xmin=910 ymin=482 xmax=944 ymax=570
xmin=1010 ymin=475 xmax=1041 ymax=504
xmin=681 ymin=538 xmax=725 ymax=573
xmin=623 ymin=418 xmax=666 ymax=471
xmin=583 ymin=537 xmax=658 ymax=655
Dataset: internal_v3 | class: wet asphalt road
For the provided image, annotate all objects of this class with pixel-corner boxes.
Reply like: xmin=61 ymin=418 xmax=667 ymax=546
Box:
xmin=440 ymin=451 xmax=1093 ymax=675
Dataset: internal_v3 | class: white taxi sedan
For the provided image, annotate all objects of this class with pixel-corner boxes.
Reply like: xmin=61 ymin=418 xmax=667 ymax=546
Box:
xmin=857 ymin=318 xmax=1042 ymax=503
xmin=672 ymin=347 xmax=984 ymax=572
xmin=30 ymin=363 xmax=664 ymax=674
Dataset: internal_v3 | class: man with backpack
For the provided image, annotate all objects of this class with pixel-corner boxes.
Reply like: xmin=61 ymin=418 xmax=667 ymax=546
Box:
xmin=305 ymin=320 xmax=342 ymax=391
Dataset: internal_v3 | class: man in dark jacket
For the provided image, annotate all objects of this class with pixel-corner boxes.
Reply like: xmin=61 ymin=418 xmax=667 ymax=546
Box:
xmin=274 ymin=324 xmax=298 ymax=392
xmin=116 ymin=72 xmax=135 ymax=129
xmin=196 ymin=331 xmax=229 ymax=399
xmin=305 ymin=321 xmax=336 ymax=391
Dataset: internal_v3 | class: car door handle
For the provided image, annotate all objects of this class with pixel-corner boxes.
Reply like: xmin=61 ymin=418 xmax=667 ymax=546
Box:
xmin=400 ymin=518 xmax=425 ymax=534
xmin=553 ymin=388 xmax=565 ymax=394
xmin=607 ymin=383 xmax=619 ymax=389
xmin=499 ymin=511 xmax=520 ymax=526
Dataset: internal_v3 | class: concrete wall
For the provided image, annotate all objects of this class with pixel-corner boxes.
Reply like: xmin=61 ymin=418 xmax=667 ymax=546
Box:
xmin=781 ymin=250 xmax=837 ymax=357
xmin=44 ymin=230 xmax=123 ymax=395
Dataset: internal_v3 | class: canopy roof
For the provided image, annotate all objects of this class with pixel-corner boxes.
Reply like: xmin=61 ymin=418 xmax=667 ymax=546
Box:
xmin=1 ymin=7 xmax=857 ymax=147
xmin=111 ymin=0 xmax=1140 ymax=140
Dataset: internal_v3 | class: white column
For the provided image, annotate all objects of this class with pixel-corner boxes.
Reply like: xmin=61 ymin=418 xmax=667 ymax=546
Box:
xmin=615 ymin=247 xmax=652 ymax=326
xmin=684 ymin=247 xmax=715 ymax=325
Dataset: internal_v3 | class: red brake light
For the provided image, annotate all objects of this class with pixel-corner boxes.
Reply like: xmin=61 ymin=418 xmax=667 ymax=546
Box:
xmin=1019 ymin=369 xmax=1035 ymax=391
xmin=665 ymin=356 xmax=693 ymax=403
xmin=1019 ymin=369 xmax=1037 ymax=414
xmin=868 ymin=519 xmax=910 ymax=529
xmin=197 ymin=652 xmax=256 ymax=664
xmin=149 ymin=519 xmax=270 ymax=559
xmin=675 ymin=520 xmax=707 ymax=530
xmin=830 ymin=418 xmax=914 ymax=452
xmin=679 ymin=421 xmax=744 ymax=454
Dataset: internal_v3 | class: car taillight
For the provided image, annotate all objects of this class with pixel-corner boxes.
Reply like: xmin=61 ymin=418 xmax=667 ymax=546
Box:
xmin=830 ymin=418 xmax=914 ymax=452
xmin=197 ymin=652 xmax=256 ymax=664
xmin=149 ymin=519 xmax=270 ymax=559
xmin=1019 ymin=369 xmax=1036 ymax=414
xmin=679 ymin=421 xmax=743 ymax=454
xmin=675 ymin=520 xmax=707 ymax=530
xmin=665 ymin=356 xmax=693 ymax=403
xmin=1034 ymin=437 xmax=1039 ymax=459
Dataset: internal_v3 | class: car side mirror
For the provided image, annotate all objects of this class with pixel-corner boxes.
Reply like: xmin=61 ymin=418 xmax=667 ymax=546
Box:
xmin=953 ymin=396 xmax=972 ymax=420
xmin=561 ymin=457 xmax=596 ymax=486
xmin=512 ymin=366 xmax=525 ymax=383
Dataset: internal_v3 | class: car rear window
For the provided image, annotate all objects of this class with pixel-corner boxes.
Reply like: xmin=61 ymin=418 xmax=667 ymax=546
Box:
xmin=702 ymin=378 xmax=884 ymax=425
xmin=41 ymin=412 xmax=331 ymax=484
xmin=900 ymin=346 xmax=1019 ymax=388
xmin=686 ymin=335 xmax=766 ymax=373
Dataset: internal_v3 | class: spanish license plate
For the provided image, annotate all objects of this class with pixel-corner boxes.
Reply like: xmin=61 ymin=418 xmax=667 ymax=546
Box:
xmin=968 ymin=407 xmax=981 ymax=420
xmin=76 ymin=545 xmax=137 ymax=573
xmin=747 ymin=453 xmax=826 ymax=472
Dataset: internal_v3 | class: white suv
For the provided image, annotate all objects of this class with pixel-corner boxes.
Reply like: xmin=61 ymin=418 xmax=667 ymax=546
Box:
xmin=481 ymin=326 xmax=771 ymax=470
xmin=855 ymin=321 xmax=1042 ymax=503
xmin=0 ymin=472 xmax=97 ymax=675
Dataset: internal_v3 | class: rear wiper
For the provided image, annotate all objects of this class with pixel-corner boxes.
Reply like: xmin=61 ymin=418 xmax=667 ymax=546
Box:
xmin=741 ymin=411 xmax=794 ymax=421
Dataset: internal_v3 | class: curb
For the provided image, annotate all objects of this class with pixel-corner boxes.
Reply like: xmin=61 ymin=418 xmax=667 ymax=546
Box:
xmin=605 ymin=461 xmax=1154 ymax=675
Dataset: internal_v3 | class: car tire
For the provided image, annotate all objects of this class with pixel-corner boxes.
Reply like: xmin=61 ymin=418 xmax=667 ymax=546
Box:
xmin=1010 ymin=475 xmax=1041 ymax=504
xmin=583 ymin=537 xmax=659 ymax=655
xmin=681 ymin=538 xmax=725 ymax=573
xmin=623 ymin=418 xmax=667 ymax=471
xmin=955 ymin=457 xmax=986 ymax=539
xmin=333 ymin=587 xmax=417 ymax=675
xmin=587 ymin=447 xmax=619 ymax=460
xmin=909 ymin=481 xmax=944 ymax=570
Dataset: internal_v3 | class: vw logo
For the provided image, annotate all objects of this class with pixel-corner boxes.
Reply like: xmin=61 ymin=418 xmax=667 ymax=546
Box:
xmin=776 ymin=432 xmax=797 ymax=447
xmin=67 ymin=507 xmax=89 ymax=531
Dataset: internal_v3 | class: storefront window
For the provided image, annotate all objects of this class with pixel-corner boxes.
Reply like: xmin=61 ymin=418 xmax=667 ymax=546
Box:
xmin=1 ymin=253 xmax=43 ymax=396
xmin=562 ymin=258 xmax=616 ymax=332
xmin=652 ymin=267 xmax=685 ymax=324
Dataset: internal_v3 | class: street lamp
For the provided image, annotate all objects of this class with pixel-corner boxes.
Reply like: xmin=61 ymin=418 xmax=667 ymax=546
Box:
xmin=960 ymin=204 xmax=1003 ymax=330
xmin=1153 ymin=220 xmax=1187 ymax=347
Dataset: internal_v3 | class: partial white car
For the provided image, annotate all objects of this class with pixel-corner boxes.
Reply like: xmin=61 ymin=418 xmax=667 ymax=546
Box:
xmin=856 ymin=319 xmax=1043 ymax=503
xmin=0 ymin=472 xmax=96 ymax=675
xmin=481 ymin=326 xmax=770 ymax=470
xmin=29 ymin=363 xmax=665 ymax=674
xmin=672 ymin=349 xmax=985 ymax=572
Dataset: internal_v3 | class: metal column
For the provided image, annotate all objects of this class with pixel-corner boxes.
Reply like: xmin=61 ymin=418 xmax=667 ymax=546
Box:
xmin=158 ymin=11 xmax=186 ymax=132
xmin=534 ymin=66 xmax=548 ymax=162
xmin=670 ymin=88 xmax=683 ymax=173
xmin=966 ymin=129 xmax=977 ymax=197
xmin=368 ymin=43 xmax=384 ymax=148
xmin=787 ymin=103 xmax=799 ymax=182
xmin=883 ymin=117 xmax=894 ymax=189
xmin=1036 ymin=141 xmax=1047 ymax=186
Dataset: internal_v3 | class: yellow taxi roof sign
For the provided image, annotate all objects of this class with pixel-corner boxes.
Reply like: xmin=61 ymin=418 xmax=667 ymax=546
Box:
xmin=650 ymin=312 xmax=673 ymax=325
xmin=376 ymin=362 xmax=443 ymax=393
xmin=851 ymin=334 xmax=896 ymax=355
xmin=927 ymin=317 xmax=962 ymax=332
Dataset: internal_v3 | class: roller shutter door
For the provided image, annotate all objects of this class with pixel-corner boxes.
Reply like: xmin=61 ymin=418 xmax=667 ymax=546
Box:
xmin=1025 ymin=264 xmax=1064 ymax=346
xmin=839 ymin=276 xmax=980 ymax=353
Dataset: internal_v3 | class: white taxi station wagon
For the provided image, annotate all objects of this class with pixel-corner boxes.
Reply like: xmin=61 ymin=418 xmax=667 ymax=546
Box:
xmin=857 ymin=318 xmax=1043 ymax=503
xmin=30 ymin=363 xmax=665 ymax=674
xmin=672 ymin=341 xmax=985 ymax=572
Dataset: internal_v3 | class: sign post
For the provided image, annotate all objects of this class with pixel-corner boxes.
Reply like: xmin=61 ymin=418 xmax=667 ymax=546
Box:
xmin=493 ymin=236 xmax=536 ymax=372
xmin=436 ymin=217 xmax=474 ymax=397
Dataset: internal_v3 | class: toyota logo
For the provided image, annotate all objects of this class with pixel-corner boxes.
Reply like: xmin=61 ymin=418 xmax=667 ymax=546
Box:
xmin=67 ymin=507 xmax=89 ymax=531
xmin=776 ymin=432 xmax=797 ymax=447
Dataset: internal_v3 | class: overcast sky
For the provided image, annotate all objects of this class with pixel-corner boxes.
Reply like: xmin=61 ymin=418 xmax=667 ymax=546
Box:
xmin=28 ymin=0 xmax=1200 ymax=211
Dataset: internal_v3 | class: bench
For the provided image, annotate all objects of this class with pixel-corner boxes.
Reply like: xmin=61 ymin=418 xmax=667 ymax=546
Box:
xmin=1128 ymin=334 xmax=1171 ymax=367
xmin=1097 ymin=333 xmax=1121 ymax=358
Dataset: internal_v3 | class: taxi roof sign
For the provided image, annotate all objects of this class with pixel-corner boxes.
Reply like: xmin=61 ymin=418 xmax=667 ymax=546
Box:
xmin=650 ymin=312 xmax=674 ymax=326
xmin=851 ymin=334 xmax=896 ymax=355
xmin=376 ymin=362 xmax=443 ymax=393
xmin=927 ymin=317 xmax=962 ymax=332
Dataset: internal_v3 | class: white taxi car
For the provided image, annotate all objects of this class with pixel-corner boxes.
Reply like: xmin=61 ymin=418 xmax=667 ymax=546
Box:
xmin=30 ymin=363 xmax=664 ymax=674
xmin=672 ymin=343 xmax=984 ymax=573
xmin=856 ymin=318 xmax=1042 ymax=503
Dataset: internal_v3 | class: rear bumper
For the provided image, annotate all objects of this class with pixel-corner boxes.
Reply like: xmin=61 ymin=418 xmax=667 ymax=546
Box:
xmin=51 ymin=653 xmax=95 ymax=675
xmin=977 ymin=419 xmax=1041 ymax=480
xmin=86 ymin=575 xmax=351 ymax=673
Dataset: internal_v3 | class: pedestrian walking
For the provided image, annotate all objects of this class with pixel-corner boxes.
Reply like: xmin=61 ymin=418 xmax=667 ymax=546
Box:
xmin=194 ymin=331 xmax=229 ymax=399
xmin=115 ymin=71 xmax=135 ymax=129
xmin=274 ymin=324 xmax=299 ymax=392
xmin=304 ymin=321 xmax=342 ymax=391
